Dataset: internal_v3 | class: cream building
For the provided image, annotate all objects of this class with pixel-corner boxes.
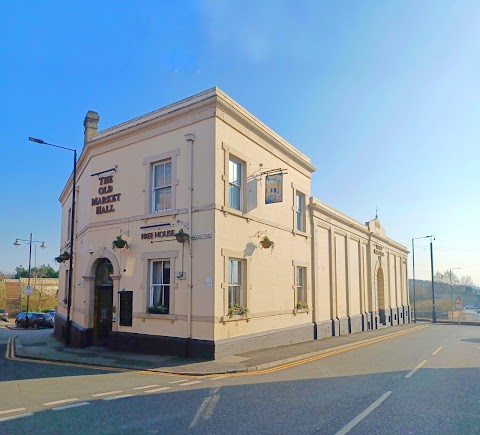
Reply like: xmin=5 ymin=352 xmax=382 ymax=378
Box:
xmin=55 ymin=88 xmax=409 ymax=358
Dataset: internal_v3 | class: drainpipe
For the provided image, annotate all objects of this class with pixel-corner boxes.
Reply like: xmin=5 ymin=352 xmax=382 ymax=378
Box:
xmin=185 ymin=133 xmax=195 ymax=355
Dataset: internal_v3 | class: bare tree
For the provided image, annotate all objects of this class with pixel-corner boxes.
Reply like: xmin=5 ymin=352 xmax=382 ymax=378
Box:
xmin=461 ymin=275 xmax=474 ymax=287
xmin=435 ymin=270 xmax=460 ymax=316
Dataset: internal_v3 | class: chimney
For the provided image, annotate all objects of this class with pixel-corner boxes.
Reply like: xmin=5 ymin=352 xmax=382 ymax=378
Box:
xmin=83 ymin=111 xmax=100 ymax=147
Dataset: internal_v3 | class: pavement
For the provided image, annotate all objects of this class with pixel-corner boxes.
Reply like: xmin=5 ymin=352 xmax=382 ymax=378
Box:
xmin=4 ymin=321 xmax=427 ymax=376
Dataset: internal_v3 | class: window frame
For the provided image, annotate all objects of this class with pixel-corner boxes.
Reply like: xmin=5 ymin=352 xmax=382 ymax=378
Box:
xmin=222 ymin=143 xmax=249 ymax=215
xmin=149 ymin=259 xmax=171 ymax=311
xmin=141 ymin=250 xmax=178 ymax=315
xmin=295 ymin=266 xmax=306 ymax=305
xmin=228 ymin=157 xmax=243 ymax=211
xmin=222 ymin=248 xmax=251 ymax=318
xmin=144 ymin=149 xmax=180 ymax=217
xmin=292 ymin=260 xmax=309 ymax=311
xmin=295 ymin=191 xmax=306 ymax=232
xmin=228 ymin=258 xmax=244 ymax=308
xmin=152 ymin=160 xmax=173 ymax=213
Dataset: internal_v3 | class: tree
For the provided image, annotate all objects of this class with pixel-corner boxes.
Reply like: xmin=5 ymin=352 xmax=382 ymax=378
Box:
xmin=15 ymin=266 xmax=29 ymax=279
xmin=461 ymin=275 xmax=474 ymax=287
xmin=435 ymin=270 xmax=460 ymax=316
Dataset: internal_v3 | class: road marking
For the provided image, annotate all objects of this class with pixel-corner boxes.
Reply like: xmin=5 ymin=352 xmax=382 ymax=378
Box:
xmin=144 ymin=387 xmax=171 ymax=393
xmin=210 ymin=376 xmax=227 ymax=380
xmin=133 ymin=385 xmax=161 ymax=390
xmin=190 ymin=387 xmax=221 ymax=428
xmin=432 ymin=346 xmax=443 ymax=355
xmin=0 ymin=408 xmax=27 ymax=415
xmin=102 ymin=394 xmax=134 ymax=401
xmin=43 ymin=398 xmax=79 ymax=407
xmin=169 ymin=380 xmax=188 ymax=384
xmin=405 ymin=360 xmax=427 ymax=379
xmin=92 ymin=391 xmax=123 ymax=397
xmin=0 ymin=413 xmax=34 ymax=422
xmin=335 ymin=391 xmax=392 ymax=435
xmin=179 ymin=381 xmax=203 ymax=386
xmin=52 ymin=402 xmax=90 ymax=411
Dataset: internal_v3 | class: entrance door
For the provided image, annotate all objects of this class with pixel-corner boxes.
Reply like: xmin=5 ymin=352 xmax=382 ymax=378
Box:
xmin=377 ymin=267 xmax=386 ymax=325
xmin=93 ymin=259 xmax=113 ymax=346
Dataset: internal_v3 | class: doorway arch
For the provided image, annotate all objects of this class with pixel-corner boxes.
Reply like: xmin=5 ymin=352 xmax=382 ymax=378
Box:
xmin=93 ymin=258 xmax=113 ymax=346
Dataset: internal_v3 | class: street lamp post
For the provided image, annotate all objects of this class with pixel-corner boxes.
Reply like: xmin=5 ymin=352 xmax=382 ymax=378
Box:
xmin=13 ymin=234 xmax=46 ymax=328
xmin=430 ymin=235 xmax=436 ymax=323
xmin=29 ymin=137 xmax=76 ymax=346
xmin=412 ymin=235 xmax=434 ymax=323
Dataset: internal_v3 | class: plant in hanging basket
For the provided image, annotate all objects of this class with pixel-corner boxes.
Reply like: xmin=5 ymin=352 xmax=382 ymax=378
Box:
xmin=61 ymin=251 xmax=70 ymax=260
xmin=112 ymin=235 xmax=128 ymax=250
xmin=175 ymin=229 xmax=190 ymax=243
xmin=260 ymin=235 xmax=274 ymax=249
xmin=55 ymin=255 xmax=65 ymax=263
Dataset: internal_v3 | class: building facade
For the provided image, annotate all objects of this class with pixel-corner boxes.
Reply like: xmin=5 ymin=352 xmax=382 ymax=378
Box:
xmin=55 ymin=88 xmax=409 ymax=358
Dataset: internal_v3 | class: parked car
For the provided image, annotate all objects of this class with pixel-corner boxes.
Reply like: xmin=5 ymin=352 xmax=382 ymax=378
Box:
xmin=15 ymin=312 xmax=54 ymax=329
xmin=43 ymin=309 xmax=56 ymax=321
xmin=0 ymin=309 xmax=8 ymax=322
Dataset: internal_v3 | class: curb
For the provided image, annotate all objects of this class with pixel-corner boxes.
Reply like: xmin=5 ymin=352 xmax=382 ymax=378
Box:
xmin=11 ymin=324 xmax=428 ymax=376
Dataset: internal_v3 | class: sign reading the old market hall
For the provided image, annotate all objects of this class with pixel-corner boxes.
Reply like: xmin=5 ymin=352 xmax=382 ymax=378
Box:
xmin=91 ymin=175 xmax=122 ymax=215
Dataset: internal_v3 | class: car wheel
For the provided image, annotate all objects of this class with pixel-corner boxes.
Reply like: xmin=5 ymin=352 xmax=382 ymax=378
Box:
xmin=32 ymin=322 xmax=39 ymax=329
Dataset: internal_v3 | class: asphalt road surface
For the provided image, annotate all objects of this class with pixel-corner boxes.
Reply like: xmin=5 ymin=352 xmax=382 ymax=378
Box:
xmin=1 ymin=324 xmax=480 ymax=434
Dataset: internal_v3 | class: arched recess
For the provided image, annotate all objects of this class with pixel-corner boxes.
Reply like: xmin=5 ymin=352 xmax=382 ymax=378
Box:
xmin=82 ymin=247 xmax=121 ymax=331
xmin=376 ymin=265 xmax=386 ymax=325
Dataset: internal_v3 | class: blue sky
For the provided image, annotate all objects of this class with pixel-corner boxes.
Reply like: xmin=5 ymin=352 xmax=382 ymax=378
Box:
xmin=1 ymin=0 xmax=480 ymax=283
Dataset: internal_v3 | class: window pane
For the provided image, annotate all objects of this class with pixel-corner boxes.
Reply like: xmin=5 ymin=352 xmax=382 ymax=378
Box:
xmin=229 ymin=260 xmax=241 ymax=285
xmin=163 ymin=261 xmax=170 ymax=284
xmin=229 ymin=185 xmax=241 ymax=210
xmin=152 ymin=261 xmax=162 ymax=285
xmin=154 ymin=164 xmax=165 ymax=188
xmin=164 ymin=162 xmax=172 ymax=185
xmin=164 ymin=186 xmax=171 ymax=211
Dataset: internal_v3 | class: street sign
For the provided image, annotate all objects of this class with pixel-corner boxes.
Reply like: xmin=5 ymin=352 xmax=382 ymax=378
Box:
xmin=24 ymin=285 xmax=33 ymax=296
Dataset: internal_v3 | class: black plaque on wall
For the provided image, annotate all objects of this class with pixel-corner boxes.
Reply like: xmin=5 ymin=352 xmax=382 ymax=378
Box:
xmin=119 ymin=291 xmax=133 ymax=327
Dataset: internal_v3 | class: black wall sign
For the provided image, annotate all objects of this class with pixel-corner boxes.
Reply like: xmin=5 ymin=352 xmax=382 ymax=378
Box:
xmin=119 ymin=291 xmax=133 ymax=327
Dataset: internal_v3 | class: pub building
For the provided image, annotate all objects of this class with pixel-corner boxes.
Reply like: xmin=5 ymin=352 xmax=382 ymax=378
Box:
xmin=55 ymin=88 xmax=409 ymax=358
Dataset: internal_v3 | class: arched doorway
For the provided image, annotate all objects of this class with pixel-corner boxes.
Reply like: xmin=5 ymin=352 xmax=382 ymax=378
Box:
xmin=377 ymin=267 xmax=386 ymax=325
xmin=93 ymin=258 xmax=113 ymax=346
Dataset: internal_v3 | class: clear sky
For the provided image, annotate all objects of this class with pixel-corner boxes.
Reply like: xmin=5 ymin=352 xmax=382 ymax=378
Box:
xmin=1 ymin=0 xmax=480 ymax=283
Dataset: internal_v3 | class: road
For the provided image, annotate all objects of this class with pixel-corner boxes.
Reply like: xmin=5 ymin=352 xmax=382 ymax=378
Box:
xmin=1 ymin=324 xmax=480 ymax=434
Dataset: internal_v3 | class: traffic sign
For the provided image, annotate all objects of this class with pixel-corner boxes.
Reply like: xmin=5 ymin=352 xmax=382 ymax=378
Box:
xmin=455 ymin=299 xmax=461 ymax=304
xmin=24 ymin=285 xmax=33 ymax=296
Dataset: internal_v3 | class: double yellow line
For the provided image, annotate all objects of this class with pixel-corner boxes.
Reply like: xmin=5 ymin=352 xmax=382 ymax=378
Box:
xmin=4 ymin=325 xmax=427 ymax=378
xmin=224 ymin=324 xmax=428 ymax=377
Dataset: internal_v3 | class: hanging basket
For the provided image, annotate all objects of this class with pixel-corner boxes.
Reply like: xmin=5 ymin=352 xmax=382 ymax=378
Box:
xmin=175 ymin=229 xmax=190 ymax=244
xmin=55 ymin=255 xmax=65 ymax=263
xmin=260 ymin=236 xmax=274 ymax=249
xmin=61 ymin=251 xmax=70 ymax=260
xmin=112 ymin=236 xmax=128 ymax=250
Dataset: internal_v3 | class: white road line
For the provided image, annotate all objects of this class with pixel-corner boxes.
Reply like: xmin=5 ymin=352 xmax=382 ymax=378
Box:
xmin=92 ymin=391 xmax=123 ymax=397
xmin=178 ymin=381 xmax=203 ymax=386
xmin=210 ymin=376 xmax=227 ymax=380
xmin=335 ymin=391 xmax=392 ymax=435
xmin=144 ymin=387 xmax=171 ymax=393
xmin=0 ymin=413 xmax=34 ymax=423
xmin=133 ymin=385 xmax=160 ymax=390
xmin=432 ymin=346 xmax=443 ymax=355
xmin=405 ymin=360 xmax=427 ymax=379
xmin=0 ymin=408 xmax=27 ymax=415
xmin=43 ymin=398 xmax=79 ymax=407
xmin=52 ymin=402 xmax=90 ymax=411
xmin=102 ymin=394 xmax=134 ymax=401
xmin=169 ymin=380 xmax=188 ymax=384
